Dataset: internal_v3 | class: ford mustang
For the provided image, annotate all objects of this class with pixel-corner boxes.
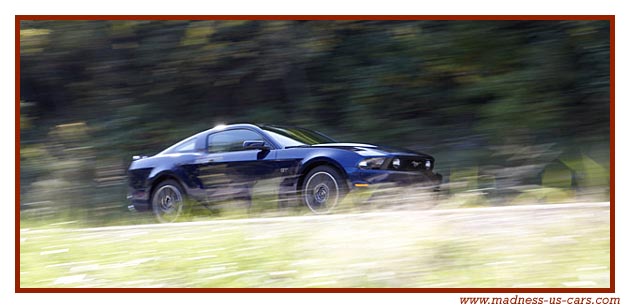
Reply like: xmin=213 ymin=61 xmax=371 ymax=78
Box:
xmin=128 ymin=123 xmax=441 ymax=222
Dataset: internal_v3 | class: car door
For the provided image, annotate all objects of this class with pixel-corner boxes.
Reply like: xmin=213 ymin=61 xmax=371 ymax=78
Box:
xmin=196 ymin=129 xmax=278 ymax=201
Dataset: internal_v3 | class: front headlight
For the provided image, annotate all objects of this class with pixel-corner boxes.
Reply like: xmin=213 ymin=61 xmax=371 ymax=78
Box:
xmin=425 ymin=160 xmax=432 ymax=169
xmin=358 ymin=157 xmax=386 ymax=169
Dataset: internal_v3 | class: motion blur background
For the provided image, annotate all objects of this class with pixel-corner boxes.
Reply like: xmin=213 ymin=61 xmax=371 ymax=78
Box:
xmin=19 ymin=20 xmax=610 ymax=224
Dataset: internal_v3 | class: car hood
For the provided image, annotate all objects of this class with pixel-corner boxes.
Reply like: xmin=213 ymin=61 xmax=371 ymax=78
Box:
xmin=311 ymin=143 xmax=434 ymax=159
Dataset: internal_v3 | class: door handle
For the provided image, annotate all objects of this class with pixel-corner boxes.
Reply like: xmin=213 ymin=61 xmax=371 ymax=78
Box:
xmin=194 ymin=158 xmax=214 ymax=164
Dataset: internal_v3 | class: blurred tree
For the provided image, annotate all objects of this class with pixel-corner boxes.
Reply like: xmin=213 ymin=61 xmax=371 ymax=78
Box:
xmin=19 ymin=19 xmax=611 ymax=218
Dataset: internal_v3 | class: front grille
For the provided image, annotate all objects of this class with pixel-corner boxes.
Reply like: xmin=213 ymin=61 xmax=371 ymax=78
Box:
xmin=390 ymin=156 xmax=432 ymax=171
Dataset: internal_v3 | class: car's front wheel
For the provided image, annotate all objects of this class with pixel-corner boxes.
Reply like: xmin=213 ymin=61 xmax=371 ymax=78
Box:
xmin=302 ymin=166 xmax=347 ymax=214
xmin=152 ymin=180 xmax=187 ymax=223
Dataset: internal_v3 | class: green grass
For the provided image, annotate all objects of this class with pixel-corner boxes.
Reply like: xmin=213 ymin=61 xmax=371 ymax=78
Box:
xmin=20 ymin=203 xmax=610 ymax=288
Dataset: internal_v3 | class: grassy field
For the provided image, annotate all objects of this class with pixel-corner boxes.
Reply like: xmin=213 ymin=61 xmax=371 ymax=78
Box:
xmin=19 ymin=203 xmax=610 ymax=288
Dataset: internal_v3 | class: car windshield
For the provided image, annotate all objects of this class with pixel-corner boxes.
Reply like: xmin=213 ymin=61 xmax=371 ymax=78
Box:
xmin=262 ymin=126 xmax=336 ymax=147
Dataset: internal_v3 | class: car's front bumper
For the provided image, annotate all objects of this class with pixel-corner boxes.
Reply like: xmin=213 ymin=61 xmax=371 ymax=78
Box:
xmin=346 ymin=168 xmax=442 ymax=189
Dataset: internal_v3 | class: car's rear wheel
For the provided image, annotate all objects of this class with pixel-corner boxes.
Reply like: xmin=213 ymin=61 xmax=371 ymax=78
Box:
xmin=152 ymin=180 xmax=187 ymax=223
xmin=302 ymin=166 xmax=347 ymax=214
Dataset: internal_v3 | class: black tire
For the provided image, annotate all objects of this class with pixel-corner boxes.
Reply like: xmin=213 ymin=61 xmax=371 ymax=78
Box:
xmin=302 ymin=166 xmax=347 ymax=214
xmin=151 ymin=180 xmax=188 ymax=223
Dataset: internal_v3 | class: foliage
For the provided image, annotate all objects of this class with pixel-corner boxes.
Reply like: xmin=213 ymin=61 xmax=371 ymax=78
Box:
xmin=20 ymin=205 xmax=609 ymax=287
xmin=19 ymin=20 xmax=611 ymax=220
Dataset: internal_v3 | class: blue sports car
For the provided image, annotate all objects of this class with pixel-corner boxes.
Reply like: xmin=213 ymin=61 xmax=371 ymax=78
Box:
xmin=128 ymin=123 xmax=441 ymax=222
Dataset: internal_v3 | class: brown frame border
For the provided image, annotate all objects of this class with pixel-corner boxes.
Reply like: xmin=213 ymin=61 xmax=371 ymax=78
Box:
xmin=15 ymin=15 xmax=615 ymax=293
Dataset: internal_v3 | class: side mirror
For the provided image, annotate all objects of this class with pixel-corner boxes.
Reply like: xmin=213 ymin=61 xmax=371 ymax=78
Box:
xmin=243 ymin=140 xmax=270 ymax=151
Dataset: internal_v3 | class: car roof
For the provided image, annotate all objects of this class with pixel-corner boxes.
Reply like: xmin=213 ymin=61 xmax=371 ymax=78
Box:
xmin=200 ymin=123 xmax=309 ymax=134
xmin=193 ymin=123 xmax=259 ymax=135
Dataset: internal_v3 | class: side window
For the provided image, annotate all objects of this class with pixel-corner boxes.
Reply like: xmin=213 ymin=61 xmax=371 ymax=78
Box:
xmin=207 ymin=129 xmax=265 ymax=153
xmin=172 ymin=138 xmax=196 ymax=153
